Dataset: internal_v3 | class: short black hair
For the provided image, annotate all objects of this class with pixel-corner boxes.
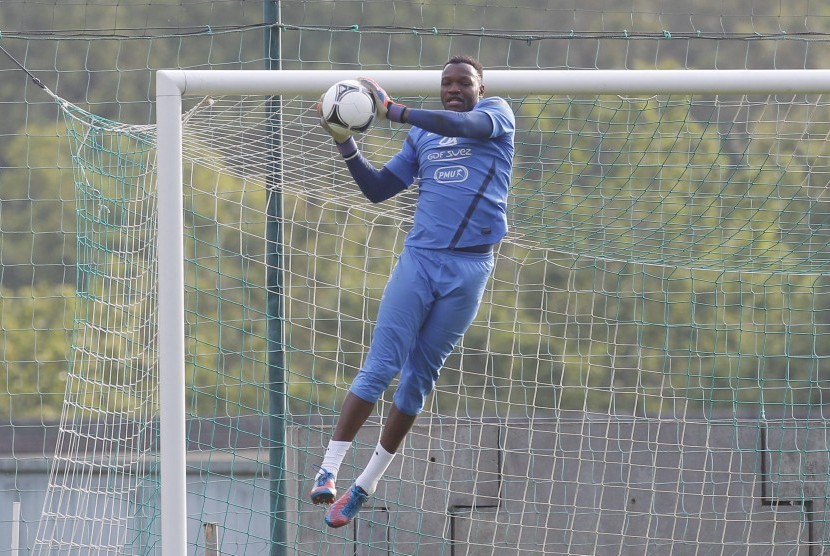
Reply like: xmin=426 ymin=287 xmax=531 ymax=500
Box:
xmin=444 ymin=55 xmax=483 ymax=80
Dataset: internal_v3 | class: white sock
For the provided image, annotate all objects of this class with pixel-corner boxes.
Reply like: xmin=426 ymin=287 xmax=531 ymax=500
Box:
xmin=354 ymin=442 xmax=396 ymax=495
xmin=318 ymin=440 xmax=351 ymax=480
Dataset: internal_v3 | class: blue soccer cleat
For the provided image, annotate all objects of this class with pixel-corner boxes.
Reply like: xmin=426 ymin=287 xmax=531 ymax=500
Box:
xmin=309 ymin=469 xmax=337 ymax=505
xmin=325 ymin=484 xmax=369 ymax=528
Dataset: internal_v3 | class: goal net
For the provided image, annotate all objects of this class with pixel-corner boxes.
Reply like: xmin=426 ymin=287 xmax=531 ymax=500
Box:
xmin=35 ymin=70 xmax=830 ymax=555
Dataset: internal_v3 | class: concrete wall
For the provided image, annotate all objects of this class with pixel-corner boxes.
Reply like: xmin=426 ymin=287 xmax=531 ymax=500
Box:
xmin=1 ymin=417 xmax=826 ymax=555
xmin=290 ymin=417 xmax=826 ymax=556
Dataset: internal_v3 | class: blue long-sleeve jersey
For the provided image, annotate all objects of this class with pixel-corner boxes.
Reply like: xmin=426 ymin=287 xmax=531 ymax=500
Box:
xmin=343 ymin=97 xmax=515 ymax=249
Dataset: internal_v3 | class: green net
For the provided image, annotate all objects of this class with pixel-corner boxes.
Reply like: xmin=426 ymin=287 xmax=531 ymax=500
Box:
xmin=1 ymin=1 xmax=829 ymax=554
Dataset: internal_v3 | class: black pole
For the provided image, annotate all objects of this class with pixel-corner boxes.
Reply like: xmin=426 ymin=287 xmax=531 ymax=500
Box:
xmin=263 ymin=2 xmax=287 ymax=555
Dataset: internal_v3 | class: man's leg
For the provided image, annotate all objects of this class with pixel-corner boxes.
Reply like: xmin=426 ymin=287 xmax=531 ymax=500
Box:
xmin=353 ymin=249 xmax=494 ymax=497
xmin=326 ymin=249 xmax=456 ymax=527
xmin=332 ymin=391 xmax=376 ymax=442
xmin=379 ymin=402 xmax=418 ymax=453
xmin=328 ymin=262 xmax=487 ymax=524
xmin=392 ymin=250 xmax=494 ymax=417
xmin=314 ymin=248 xmax=431 ymax=509
xmin=317 ymin=368 xmax=416 ymax=494
xmin=310 ymin=392 xmax=376 ymax=505
xmin=353 ymin=402 xmax=417 ymax=493
xmin=326 ymin=402 xmax=416 ymax=528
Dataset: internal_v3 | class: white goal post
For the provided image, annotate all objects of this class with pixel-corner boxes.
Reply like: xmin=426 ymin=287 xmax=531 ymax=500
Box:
xmin=155 ymin=68 xmax=830 ymax=555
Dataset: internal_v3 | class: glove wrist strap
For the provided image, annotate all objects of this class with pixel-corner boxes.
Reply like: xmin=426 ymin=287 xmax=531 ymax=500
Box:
xmin=387 ymin=103 xmax=408 ymax=123
xmin=336 ymin=137 xmax=359 ymax=160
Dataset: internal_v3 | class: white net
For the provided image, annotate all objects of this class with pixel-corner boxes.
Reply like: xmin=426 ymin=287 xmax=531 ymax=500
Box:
xmin=36 ymin=86 xmax=830 ymax=554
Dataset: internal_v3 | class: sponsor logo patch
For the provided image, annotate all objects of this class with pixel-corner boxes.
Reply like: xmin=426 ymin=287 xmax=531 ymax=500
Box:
xmin=427 ymin=148 xmax=472 ymax=162
xmin=434 ymin=165 xmax=469 ymax=183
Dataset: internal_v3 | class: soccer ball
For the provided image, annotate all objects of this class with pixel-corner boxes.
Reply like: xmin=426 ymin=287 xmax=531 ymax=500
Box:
xmin=320 ymin=80 xmax=376 ymax=135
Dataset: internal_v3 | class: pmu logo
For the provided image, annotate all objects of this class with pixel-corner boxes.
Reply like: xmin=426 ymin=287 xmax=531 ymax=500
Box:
xmin=434 ymin=165 xmax=469 ymax=183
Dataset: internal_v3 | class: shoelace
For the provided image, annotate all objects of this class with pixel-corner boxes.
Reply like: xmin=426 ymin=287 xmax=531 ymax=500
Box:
xmin=342 ymin=487 xmax=367 ymax=514
xmin=315 ymin=470 xmax=333 ymax=487
xmin=311 ymin=464 xmax=333 ymax=484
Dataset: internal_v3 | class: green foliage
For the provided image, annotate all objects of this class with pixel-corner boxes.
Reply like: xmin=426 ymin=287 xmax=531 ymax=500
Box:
xmin=0 ymin=122 xmax=76 ymax=287
xmin=6 ymin=1 xmax=830 ymax=423
xmin=0 ymin=283 xmax=75 ymax=421
xmin=51 ymin=92 xmax=830 ymax=422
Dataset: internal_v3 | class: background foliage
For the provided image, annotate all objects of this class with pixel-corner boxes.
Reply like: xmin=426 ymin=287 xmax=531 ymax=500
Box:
xmin=4 ymin=0 xmax=830 ymax=421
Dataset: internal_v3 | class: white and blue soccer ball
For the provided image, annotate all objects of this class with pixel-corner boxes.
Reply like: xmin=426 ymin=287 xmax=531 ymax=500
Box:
xmin=320 ymin=79 xmax=376 ymax=135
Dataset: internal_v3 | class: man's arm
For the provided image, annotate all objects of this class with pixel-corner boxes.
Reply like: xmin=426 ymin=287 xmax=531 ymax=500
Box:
xmin=357 ymin=77 xmax=494 ymax=138
xmin=402 ymin=108 xmax=493 ymax=139
xmin=335 ymin=138 xmax=407 ymax=204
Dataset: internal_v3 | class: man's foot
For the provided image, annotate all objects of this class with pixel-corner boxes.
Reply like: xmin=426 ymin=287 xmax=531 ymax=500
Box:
xmin=325 ymin=484 xmax=369 ymax=528
xmin=310 ymin=469 xmax=337 ymax=505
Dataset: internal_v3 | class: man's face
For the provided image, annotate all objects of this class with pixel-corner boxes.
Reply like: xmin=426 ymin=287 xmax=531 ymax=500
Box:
xmin=440 ymin=63 xmax=483 ymax=112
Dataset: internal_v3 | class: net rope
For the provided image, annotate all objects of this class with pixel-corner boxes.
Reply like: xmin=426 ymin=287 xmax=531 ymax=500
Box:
xmin=33 ymin=89 xmax=830 ymax=554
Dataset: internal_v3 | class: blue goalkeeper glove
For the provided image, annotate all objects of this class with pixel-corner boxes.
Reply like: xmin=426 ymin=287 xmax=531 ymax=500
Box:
xmin=357 ymin=77 xmax=408 ymax=123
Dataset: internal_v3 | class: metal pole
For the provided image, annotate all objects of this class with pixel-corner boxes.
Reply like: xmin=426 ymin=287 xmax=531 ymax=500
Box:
xmin=154 ymin=68 xmax=830 ymax=96
xmin=204 ymin=522 xmax=220 ymax=556
xmin=156 ymin=69 xmax=188 ymax=556
xmin=263 ymin=2 xmax=287 ymax=555
xmin=11 ymin=499 xmax=20 ymax=556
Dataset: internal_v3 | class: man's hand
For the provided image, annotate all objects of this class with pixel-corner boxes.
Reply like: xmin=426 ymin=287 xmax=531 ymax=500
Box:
xmin=316 ymin=95 xmax=353 ymax=144
xmin=358 ymin=77 xmax=407 ymax=122
xmin=320 ymin=117 xmax=353 ymax=144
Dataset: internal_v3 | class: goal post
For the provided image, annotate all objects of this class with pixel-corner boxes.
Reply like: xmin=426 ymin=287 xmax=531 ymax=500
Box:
xmin=152 ymin=69 xmax=830 ymax=555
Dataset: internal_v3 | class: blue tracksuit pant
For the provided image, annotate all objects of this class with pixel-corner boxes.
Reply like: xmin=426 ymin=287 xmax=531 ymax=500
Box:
xmin=348 ymin=245 xmax=494 ymax=415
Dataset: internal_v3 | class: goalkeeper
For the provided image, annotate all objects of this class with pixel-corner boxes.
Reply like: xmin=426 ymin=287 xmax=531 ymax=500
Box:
xmin=311 ymin=54 xmax=515 ymax=529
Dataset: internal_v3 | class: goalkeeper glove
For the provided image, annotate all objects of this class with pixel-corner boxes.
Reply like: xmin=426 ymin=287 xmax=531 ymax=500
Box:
xmin=320 ymin=117 xmax=353 ymax=144
xmin=357 ymin=77 xmax=408 ymax=123
xmin=316 ymin=95 xmax=354 ymax=144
